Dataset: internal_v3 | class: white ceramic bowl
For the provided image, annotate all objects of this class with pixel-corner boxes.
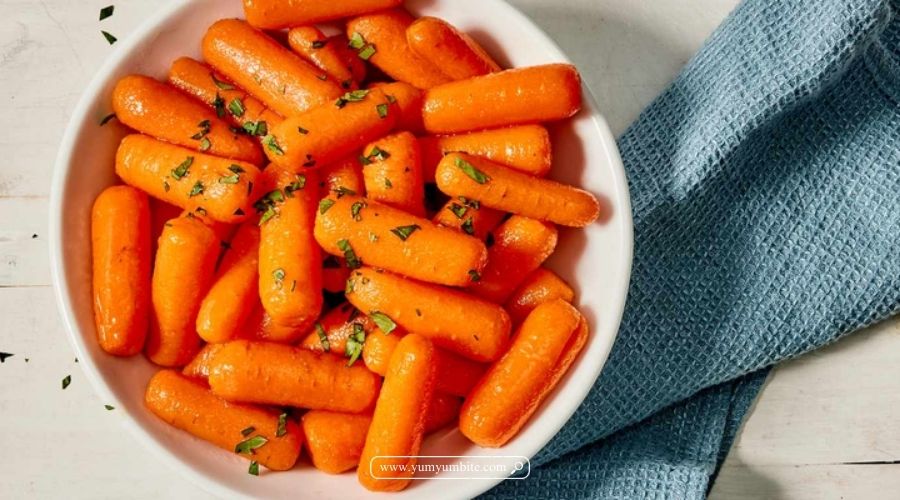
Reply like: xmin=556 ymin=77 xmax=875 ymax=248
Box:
xmin=49 ymin=0 xmax=633 ymax=498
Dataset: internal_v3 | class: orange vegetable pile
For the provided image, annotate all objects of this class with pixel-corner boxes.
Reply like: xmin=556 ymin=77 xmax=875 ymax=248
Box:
xmin=91 ymin=0 xmax=600 ymax=490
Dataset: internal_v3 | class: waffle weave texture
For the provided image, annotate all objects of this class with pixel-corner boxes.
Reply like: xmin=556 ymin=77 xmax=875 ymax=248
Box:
xmin=486 ymin=0 xmax=900 ymax=496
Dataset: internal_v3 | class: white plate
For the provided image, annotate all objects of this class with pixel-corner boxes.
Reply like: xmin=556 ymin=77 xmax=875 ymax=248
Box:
xmin=49 ymin=0 xmax=633 ymax=498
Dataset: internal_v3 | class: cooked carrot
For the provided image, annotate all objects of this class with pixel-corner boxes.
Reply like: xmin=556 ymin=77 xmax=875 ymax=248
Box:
xmin=242 ymin=300 xmax=304 ymax=342
xmin=208 ymin=340 xmax=382 ymax=413
xmin=299 ymin=302 xmax=375 ymax=356
xmin=146 ymin=215 xmax=219 ymax=367
xmin=167 ymin=57 xmax=283 ymax=138
xmin=358 ymin=334 xmax=436 ymax=491
xmin=242 ymin=0 xmax=403 ymax=30
xmin=435 ymin=153 xmax=600 ymax=227
xmin=179 ymin=209 xmax=235 ymax=245
xmin=345 ymin=267 xmax=511 ymax=362
xmin=202 ymin=19 xmax=342 ymax=118
xmin=264 ymin=88 xmax=397 ymax=171
xmin=505 ymin=268 xmax=575 ymax=324
xmin=469 ymin=216 xmax=558 ymax=303
xmin=115 ymin=134 xmax=260 ymax=224
xmin=419 ymin=125 xmax=552 ymax=181
xmin=150 ymin=199 xmax=183 ymax=256
xmin=288 ymin=27 xmax=359 ymax=90
xmin=196 ymin=222 xmax=260 ymax=343
xmin=322 ymin=258 xmax=352 ymax=293
xmin=347 ymin=9 xmax=450 ymax=89
xmin=302 ymin=410 xmax=373 ymax=474
xmin=432 ymin=197 xmax=505 ymax=241
xmin=425 ymin=392 xmax=462 ymax=433
xmin=145 ymin=370 xmax=302 ymax=471
xmin=361 ymin=329 xmax=401 ymax=376
xmin=330 ymin=34 xmax=368 ymax=84
xmin=459 ymin=299 xmax=585 ymax=447
xmin=361 ymin=131 xmax=425 ymax=216
xmin=315 ymin=195 xmax=487 ymax=286
xmin=422 ymin=64 xmax=582 ymax=133
xmin=368 ymin=81 xmax=424 ymax=132
xmin=182 ymin=342 xmax=226 ymax=380
xmin=91 ymin=185 xmax=151 ymax=356
xmin=321 ymin=155 xmax=366 ymax=197
xmin=407 ymin=17 xmax=501 ymax=80
xmin=258 ymin=166 xmax=322 ymax=337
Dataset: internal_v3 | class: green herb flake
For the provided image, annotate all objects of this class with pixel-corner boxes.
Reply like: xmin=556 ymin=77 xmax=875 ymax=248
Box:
xmin=459 ymin=197 xmax=481 ymax=210
xmin=358 ymin=154 xmax=372 ymax=166
xmin=365 ymin=146 xmax=390 ymax=162
xmin=248 ymin=461 xmax=259 ymax=476
xmin=242 ymin=120 xmax=268 ymax=136
xmin=191 ymin=120 xmax=211 ymax=140
xmin=228 ymin=98 xmax=246 ymax=117
xmin=348 ymin=32 xmax=366 ymax=50
xmin=99 ymin=5 xmax=114 ymax=21
xmin=213 ymin=94 xmax=226 ymax=118
xmin=297 ymin=126 xmax=309 ymax=135
xmin=335 ymin=89 xmax=370 ymax=108
xmin=390 ymin=224 xmax=421 ymax=241
xmin=369 ymin=311 xmax=397 ymax=334
xmin=345 ymin=323 xmax=366 ymax=366
xmin=104 ymin=404 xmax=115 ymax=410
xmin=199 ymin=137 xmax=211 ymax=152
xmin=219 ymin=174 xmax=240 ymax=184
xmin=99 ymin=113 xmax=116 ymax=126
xmin=315 ymin=323 xmax=330 ymax=352
xmin=235 ymin=435 xmax=268 ymax=454
xmin=188 ymin=181 xmax=204 ymax=197
xmin=163 ymin=181 xmax=170 ymax=192
xmin=229 ymin=164 xmax=245 ymax=174
xmin=345 ymin=276 xmax=355 ymax=294
xmin=101 ymin=30 xmax=117 ymax=45
xmin=0 ymin=352 xmax=12 ymax=363
xmin=211 ymin=73 xmax=234 ymax=90
xmin=318 ymin=198 xmax=335 ymax=214
xmin=455 ymin=157 xmax=490 ymax=184
xmin=368 ymin=232 xmax=378 ymax=242
xmin=312 ymin=39 xmax=328 ymax=49
xmin=449 ymin=203 xmax=468 ymax=219
xmin=376 ymin=103 xmax=389 ymax=119
xmin=384 ymin=178 xmax=393 ymax=188
xmin=240 ymin=426 xmax=255 ymax=437
xmin=272 ymin=268 xmax=286 ymax=289
xmin=336 ymin=239 xmax=361 ymax=269
xmin=357 ymin=44 xmax=376 ymax=60
xmin=171 ymin=156 xmax=194 ymax=180
xmin=62 ymin=375 xmax=71 ymax=390
xmin=350 ymin=201 xmax=365 ymax=221
xmin=284 ymin=175 xmax=307 ymax=196
xmin=468 ymin=269 xmax=481 ymax=282
xmin=461 ymin=218 xmax=475 ymax=235
xmin=332 ymin=186 xmax=356 ymax=198
xmin=415 ymin=308 xmax=422 ymax=317
xmin=386 ymin=94 xmax=397 ymax=104
xmin=276 ymin=413 xmax=288 ymax=437
xmin=264 ymin=135 xmax=284 ymax=156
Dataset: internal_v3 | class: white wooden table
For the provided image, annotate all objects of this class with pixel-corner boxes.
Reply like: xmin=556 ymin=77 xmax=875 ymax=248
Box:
xmin=2 ymin=1 xmax=898 ymax=497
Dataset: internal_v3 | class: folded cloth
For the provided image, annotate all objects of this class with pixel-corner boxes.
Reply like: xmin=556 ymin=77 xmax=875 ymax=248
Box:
xmin=486 ymin=0 xmax=900 ymax=496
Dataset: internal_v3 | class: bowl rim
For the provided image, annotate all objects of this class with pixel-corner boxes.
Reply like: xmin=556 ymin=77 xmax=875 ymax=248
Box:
xmin=48 ymin=0 xmax=634 ymax=497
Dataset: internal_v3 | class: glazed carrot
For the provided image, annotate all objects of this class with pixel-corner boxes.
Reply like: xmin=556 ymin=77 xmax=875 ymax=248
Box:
xmin=179 ymin=209 xmax=235 ymax=245
xmin=242 ymin=0 xmax=403 ymax=30
xmin=361 ymin=131 xmax=425 ymax=216
xmin=202 ymin=19 xmax=342 ymax=118
xmin=167 ymin=57 xmax=284 ymax=137
xmin=330 ymin=34 xmax=368 ymax=84
xmin=264 ymin=88 xmax=397 ymax=171
xmin=321 ymin=155 xmax=366 ymax=197
xmin=288 ymin=27 xmax=359 ymax=90
xmin=432 ymin=197 xmax=505 ymax=241
xmin=196 ymin=222 xmax=260 ymax=343
xmin=315 ymin=195 xmax=487 ymax=286
xmin=435 ymin=153 xmax=600 ymax=227
xmin=302 ymin=410 xmax=372 ymax=474
xmin=115 ymin=134 xmax=260 ymax=224
xmin=368 ymin=81 xmax=424 ymax=132
xmin=146 ymin=215 xmax=219 ymax=367
xmin=407 ymin=17 xmax=501 ymax=80
xmin=347 ymin=9 xmax=450 ymax=89
xmin=258 ymin=166 xmax=322 ymax=336
xmin=322 ymin=257 xmax=351 ymax=293
xmin=112 ymin=75 xmax=264 ymax=165
xmin=469 ymin=216 xmax=558 ymax=303
xmin=361 ymin=329 xmax=400 ymax=375
xmin=459 ymin=299 xmax=585 ymax=447
xmin=358 ymin=334 xmax=436 ymax=492
xmin=242 ymin=300 xmax=304 ymax=342
xmin=345 ymin=267 xmax=511 ymax=362
xmin=422 ymin=64 xmax=582 ymax=133
xmin=425 ymin=392 xmax=462 ymax=433
xmin=505 ymin=268 xmax=575 ymax=324
xmin=150 ymin=199 xmax=183 ymax=256
xmin=419 ymin=125 xmax=552 ymax=181
xmin=91 ymin=186 xmax=151 ymax=356
xmin=299 ymin=302 xmax=375 ymax=356
xmin=182 ymin=342 xmax=226 ymax=380
xmin=208 ymin=340 xmax=382 ymax=413
xmin=145 ymin=370 xmax=302 ymax=471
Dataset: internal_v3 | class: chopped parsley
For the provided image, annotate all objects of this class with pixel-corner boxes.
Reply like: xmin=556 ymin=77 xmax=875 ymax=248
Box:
xmin=264 ymin=135 xmax=284 ymax=156
xmin=332 ymin=186 xmax=356 ymax=198
xmin=455 ymin=157 xmax=490 ymax=184
xmin=345 ymin=323 xmax=366 ymax=366
xmin=171 ymin=157 xmax=193 ymax=180
xmin=104 ymin=404 xmax=115 ymax=410
xmin=99 ymin=5 xmax=114 ymax=21
xmin=449 ymin=203 xmax=468 ymax=219
xmin=229 ymin=164 xmax=245 ymax=174
xmin=272 ymin=268 xmax=285 ymax=289
xmin=228 ymin=98 xmax=246 ymax=117
xmin=350 ymin=201 xmax=365 ymax=221
xmin=219 ymin=174 xmax=240 ymax=184
xmin=337 ymin=239 xmax=361 ymax=269
xmin=461 ymin=218 xmax=475 ymax=235
xmin=390 ymin=224 xmax=421 ymax=241
xmin=240 ymin=426 xmax=255 ymax=437
xmin=101 ymin=30 xmax=117 ymax=45
xmin=188 ymin=181 xmax=204 ymax=197
xmin=376 ymin=103 xmax=389 ymax=119
xmin=384 ymin=178 xmax=393 ymax=188
xmin=297 ymin=126 xmax=309 ymax=135
xmin=191 ymin=120 xmax=211 ymax=140
xmin=235 ymin=435 xmax=268 ymax=455
xmin=284 ymin=175 xmax=306 ymax=196
xmin=386 ymin=94 xmax=397 ymax=104
xmin=318 ymin=198 xmax=335 ymax=214
xmin=248 ymin=461 xmax=259 ymax=476
xmin=210 ymin=73 xmax=234 ymax=90
xmin=62 ymin=375 xmax=71 ymax=390
xmin=335 ymin=89 xmax=369 ymax=108
xmin=242 ymin=120 xmax=268 ymax=136
xmin=468 ymin=269 xmax=482 ymax=282
xmin=213 ymin=94 xmax=226 ymax=118
xmin=276 ymin=412 xmax=288 ymax=437
xmin=369 ymin=311 xmax=397 ymax=334
xmin=357 ymin=44 xmax=376 ymax=60
xmin=198 ymin=137 xmax=211 ymax=152
xmin=315 ymin=323 xmax=330 ymax=352
xmin=0 ymin=352 xmax=12 ymax=363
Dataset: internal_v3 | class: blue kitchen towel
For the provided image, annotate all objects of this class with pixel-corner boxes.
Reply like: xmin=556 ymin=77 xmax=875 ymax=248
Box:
xmin=487 ymin=0 xmax=900 ymax=496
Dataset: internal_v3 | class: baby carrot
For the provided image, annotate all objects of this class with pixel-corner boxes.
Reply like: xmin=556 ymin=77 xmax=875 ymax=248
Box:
xmin=182 ymin=342 xmax=226 ymax=380
xmin=469 ymin=216 xmax=558 ymax=303
xmin=419 ymin=125 xmax=552 ymax=181
xmin=302 ymin=410 xmax=373 ymax=474
xmin=314 ymin=195 xmax=487 ymax=286
xmin=242 ymin=300 xmax=304 ymax=343
xmin=146 ymin=215 xmax=219 ymax=367
xmin=115 ymin=134 xmax=260 ymax=224
xmin=358 ymin=334 xmax=436 ymax=492
xmin=299 ymin=302 xmax=375 ymax=357
xmin=167 ymin=57 xmax=283 ymax=137
xmin=422 ymin=64 xmax=581 ymax=133
xmin=179 ymin=209 xmax=235 ymax=246
xmin=202 ymin=19 xmax=342 ymax=118
xmin=288 ymin=27 xmax=359 ymax=90
xmin=361 ymin=131 xmax=425 ymax=216
xmin=150 ymin=198 xmax=183 ymax=256
xmin=91 ymin=185 xmax=151 ymax=356
xmin=425 ymin=392 xmax=462 ymax=433
xmin=264 ymin=88 xmax=397 ymax=171
xmin=432 ymin=197 xmax=505 ymax=241
xmin=196 ymin=222 xmax=260 ymax=343
xmin=368 ymin=81 xmax=424 ymax=132
xmin=145 ymin=370 xmax=303 ymax=471
xmin=346 ymin=9 xmax=450 ymax=89
xmin=242 ymin=0 xmax=403 ymax=30
xmin=435 ymin=153 xmax=600 ymax=227
xmin=361 ymin=329 xmax=401 ymax=376
xmin=112 ymin=75 xmax=263 ymax=165
xmin=258 ymin=166 xmax=322 ymax=336
xmin=459 ymin=299 xmax=585 ymax=447
xmin=330 ymin=34 xmax=368 ymax=84
xmin=345 ymin=267 xmax=511 ymax=362
xmin=407 ymin=17 xmax=501 ymax=80
xmin=208 ymin=340 xmax=382 ymax=413
xmin=321 ymin=155 xmax=366 ymax=197
xmin=505 ymin=268 xmax=575 ymax=324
